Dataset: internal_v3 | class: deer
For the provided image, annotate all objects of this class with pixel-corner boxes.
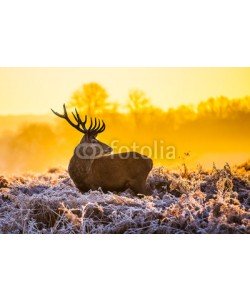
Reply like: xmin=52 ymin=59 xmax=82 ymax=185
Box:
xmin=51 ymin=104 xmax=153 ymax=195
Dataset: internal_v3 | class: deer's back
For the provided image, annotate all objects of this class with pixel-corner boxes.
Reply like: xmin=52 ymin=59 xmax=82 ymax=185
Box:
xmin=93 ymin=152 xmax=152 ymax=176
xmin=69 ymin=152 xmax=153 ymax=193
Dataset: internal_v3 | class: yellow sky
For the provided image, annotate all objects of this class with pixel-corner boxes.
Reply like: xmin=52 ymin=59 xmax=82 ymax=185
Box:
xmin=0 ymin=67 xmax=250 ymax=115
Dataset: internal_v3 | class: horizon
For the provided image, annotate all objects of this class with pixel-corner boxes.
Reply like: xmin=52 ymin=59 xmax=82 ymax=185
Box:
xmin=0 ymin=94 xmax=249 ymax=117
xmin=0 ymin=68 xmax=249 ymax=174
xmin=1 ymin=67 xmax=250 ymax=115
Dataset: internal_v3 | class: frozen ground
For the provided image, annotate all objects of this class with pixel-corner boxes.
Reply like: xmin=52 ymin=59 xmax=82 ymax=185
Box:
xmin=0 ymin=163 xmax=249 ymax=234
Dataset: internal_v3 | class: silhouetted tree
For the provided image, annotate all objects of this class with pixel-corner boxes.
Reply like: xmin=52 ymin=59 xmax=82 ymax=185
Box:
xmin=127 ymin=90 xmax=153 ymax=127
xmin=69 ymin=82 xmax=109 ymax=115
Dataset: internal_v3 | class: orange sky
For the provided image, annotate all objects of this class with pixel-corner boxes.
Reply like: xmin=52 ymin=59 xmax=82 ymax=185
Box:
xmin=0 ymin=67 xmax=250 ymax=115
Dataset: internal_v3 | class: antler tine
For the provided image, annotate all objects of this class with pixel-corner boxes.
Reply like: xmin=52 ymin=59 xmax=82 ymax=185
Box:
xmin=86 ymin=118 xmax=106 ymax=135
xmin=74 ymin=108 xmax=88 ymax=133
xmin=94 ymin=119 xmax=101 ymax=133
xmin=81 ymin=114 xmax=88 ymax=128
xmin=71 ymin=110 xmax=79 ymax=123
xmin=88 ymin=118 xmax=103 ymax=135
xmin=92 ymin=118 xmax=98 ymax=131
xmin=88 ymin=117 xmax=93 ymax=132
xmin=63 ymin=103 xmax=67 ymax=116
xmin=97 ymin=120 xmax=106 ymax=133
xmin=51 ymin=104 xmax=66 ymax=118
xmin=74 ymin=108 xmax=82 ymax=123
xmin=51 ymin=108 xmax=63 ymax=118
xmin=51 ymin=104 xmax=85 ymax=133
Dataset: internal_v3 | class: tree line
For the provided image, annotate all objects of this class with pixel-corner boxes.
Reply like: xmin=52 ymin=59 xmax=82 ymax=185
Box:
xmin=1 ymin=82 xmax=249 ymax=173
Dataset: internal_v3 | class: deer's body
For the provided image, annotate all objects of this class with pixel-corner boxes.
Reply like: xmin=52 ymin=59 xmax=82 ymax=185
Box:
xmin=52 ymin=104 xmax=153 ymax=195
xmin=69 ymin=152 xmax=153 ymax=194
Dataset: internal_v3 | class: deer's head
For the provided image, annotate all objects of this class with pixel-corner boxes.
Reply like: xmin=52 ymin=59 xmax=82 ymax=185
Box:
xmin=51 ymin=104 xmax=113 ymax=159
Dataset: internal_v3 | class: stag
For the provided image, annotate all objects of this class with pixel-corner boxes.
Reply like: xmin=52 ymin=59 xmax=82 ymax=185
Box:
xmin=51 ymin=105 xmax=153 ymax=194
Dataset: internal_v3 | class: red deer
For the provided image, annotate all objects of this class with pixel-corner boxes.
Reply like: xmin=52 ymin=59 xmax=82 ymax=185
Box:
xmin=51 ymin=104 xmax=153 ymax=194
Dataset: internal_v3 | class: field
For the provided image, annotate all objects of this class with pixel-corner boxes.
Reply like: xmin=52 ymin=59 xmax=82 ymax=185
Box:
xmin=0 ymin=162 xmax=249 ymax=234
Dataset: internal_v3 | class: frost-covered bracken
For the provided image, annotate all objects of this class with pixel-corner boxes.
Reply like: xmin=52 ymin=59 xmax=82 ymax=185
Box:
xmin=0 ymin=163 xmax=249 ymax=234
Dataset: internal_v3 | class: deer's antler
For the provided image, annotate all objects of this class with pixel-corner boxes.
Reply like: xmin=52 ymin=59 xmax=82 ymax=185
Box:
xmin=51 ymin=104 xmax=106 ymax=135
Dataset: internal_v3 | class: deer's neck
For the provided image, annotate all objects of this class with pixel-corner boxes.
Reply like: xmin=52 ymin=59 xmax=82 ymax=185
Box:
xmin=84 ymin=158 xmax=94 ymax=174
xmin=70 ymin=151 xmax=95 ymax=175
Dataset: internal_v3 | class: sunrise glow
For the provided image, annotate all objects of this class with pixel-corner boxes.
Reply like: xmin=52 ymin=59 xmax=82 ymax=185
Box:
xmin=0 ymin=67 xmax=250 ymax=115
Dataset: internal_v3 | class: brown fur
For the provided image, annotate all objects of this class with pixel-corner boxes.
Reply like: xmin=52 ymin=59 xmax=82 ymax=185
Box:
xmin=68 ymin=151 xmax=153 ymax=194
xmin=51 ymin=105 xmax=153 ymax=194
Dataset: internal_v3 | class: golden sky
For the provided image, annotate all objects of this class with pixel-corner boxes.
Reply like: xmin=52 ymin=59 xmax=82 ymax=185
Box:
xmin=0 ymin=67 xmax=250 ymax=115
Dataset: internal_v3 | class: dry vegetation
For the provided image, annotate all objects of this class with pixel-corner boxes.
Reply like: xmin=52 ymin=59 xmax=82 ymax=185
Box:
xmin=0 ymin=83 xmax=249 ymax=233
xmin=0 ymin=162 xmax=249 ymax=234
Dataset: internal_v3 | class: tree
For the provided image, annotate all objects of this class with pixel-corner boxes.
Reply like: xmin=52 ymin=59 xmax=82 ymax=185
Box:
xmin=127 ymin=90 xmax=153 ymax=127
xmin=69 ymin=82 xmax=109 ymax=115
xmin=128 ymin=90 xmax=151 ymax=112
xmin=197 ymin=96 xmax=233 ymax=118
